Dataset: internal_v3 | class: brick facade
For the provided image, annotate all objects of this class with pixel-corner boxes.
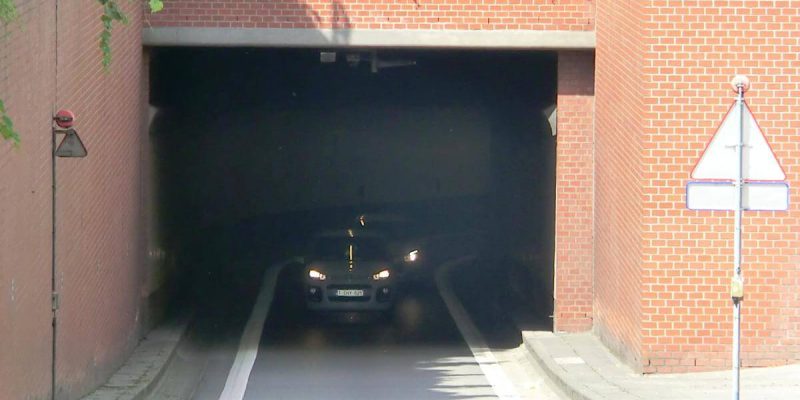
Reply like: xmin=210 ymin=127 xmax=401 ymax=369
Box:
xmin=144 ymin=0 xmax=800 ymax=374
xmin=0 ymin=1 xmax=147 ymax=399
xmin=1 ymin=3 xmax=798 ymax=400
xmin=554 ymin=51 xmax=595 ymax=333
xmin=638 ymin=1 xmax=800 ymax=373
xmin=596 ymin=0 xmax=800 ymax=373
xmin=593 ymin=0 xmax=647 ymax=368
xmin=144 ymin=0 xmax=595 ymax=31
xmin=0 ymin=1 xmax=56 ymax=399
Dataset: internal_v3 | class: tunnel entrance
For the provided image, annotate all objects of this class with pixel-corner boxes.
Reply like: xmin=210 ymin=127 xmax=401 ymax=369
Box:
xmin=148 ymin=48 xmax=557 ymax=354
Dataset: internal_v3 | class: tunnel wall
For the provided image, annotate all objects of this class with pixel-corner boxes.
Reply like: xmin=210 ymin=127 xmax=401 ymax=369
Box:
xmin=156 ymin=104 xmax=493 ymax=227
xmin=0 ymin=1 xmax=148 ymax=399
xmin=554 ymin=51 xmax=595 ymax=333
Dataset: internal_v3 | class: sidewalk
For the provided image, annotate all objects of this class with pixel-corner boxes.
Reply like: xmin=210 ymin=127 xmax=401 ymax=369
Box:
xmin=523 ymin=331 xmax=800 ymax=400
xmin=81 ymin=317 xmax=189 ymax=400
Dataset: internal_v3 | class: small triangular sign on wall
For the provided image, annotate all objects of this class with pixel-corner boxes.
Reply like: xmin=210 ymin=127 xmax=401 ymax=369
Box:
xmin=55 ymin=129 xmax=87 ymax=158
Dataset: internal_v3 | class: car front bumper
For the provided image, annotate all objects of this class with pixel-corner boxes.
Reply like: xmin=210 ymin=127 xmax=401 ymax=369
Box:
xmin=305 ymin=280 xmax=394 ymax=311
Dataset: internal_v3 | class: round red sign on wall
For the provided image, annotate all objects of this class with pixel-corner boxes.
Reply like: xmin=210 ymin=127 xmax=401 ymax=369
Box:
xmin=54 ymin=109 xmax=75 ymax=129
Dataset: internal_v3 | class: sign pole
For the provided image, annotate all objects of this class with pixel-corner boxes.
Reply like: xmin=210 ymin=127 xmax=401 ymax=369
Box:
xmin=51 ymin=124 xmax=58 ymax=400
xmin=50 ymin=110 xmax=84 ymax=400
xmin=687 ymin=75 xmax=789 ymax=398
xmin=731 ymin=78 xmax=746 ymax=400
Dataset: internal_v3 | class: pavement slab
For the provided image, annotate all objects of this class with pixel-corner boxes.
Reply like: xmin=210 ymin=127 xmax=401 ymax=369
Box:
xmin=523 ymin=331 xmax=800 ymax=400
xmin=81 ymin=317 xmax=189 ymax=400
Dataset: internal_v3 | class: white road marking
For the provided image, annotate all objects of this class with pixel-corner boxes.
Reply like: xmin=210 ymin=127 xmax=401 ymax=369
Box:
xmin=218 ymin=260 xmax=288 ymax=400
xmin=435 ymin=256 xmax=523 ymax=400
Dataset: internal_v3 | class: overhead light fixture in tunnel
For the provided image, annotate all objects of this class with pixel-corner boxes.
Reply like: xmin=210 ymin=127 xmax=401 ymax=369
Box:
xmin=342 ymin=51 xmax=417 ymax=73
xmin=370 ymin=54 xmax=417 ymax=73
xmin=320 ymin=51 xmax=337 ymax=63
xmin=346 ymin=53 xmax=362 ymax=67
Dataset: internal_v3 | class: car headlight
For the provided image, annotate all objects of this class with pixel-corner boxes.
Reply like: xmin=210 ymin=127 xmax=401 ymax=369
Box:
xmin=372 ymin=269 xmax=391 ymax=280
xmin=404 ymin=250 xmax=419 ymax=262
xmin=308 ymin=269 xmax=327 ymax=281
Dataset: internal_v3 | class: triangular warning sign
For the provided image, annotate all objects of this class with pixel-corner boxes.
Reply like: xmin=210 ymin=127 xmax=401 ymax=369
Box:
xmin=692 ymin=102 xmax=785 ymax=181
xmin=55 ymin=129 xmax=87 ymax=158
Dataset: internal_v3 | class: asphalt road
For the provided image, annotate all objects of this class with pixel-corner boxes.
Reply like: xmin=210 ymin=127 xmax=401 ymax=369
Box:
xmin=243 ymin=265 xmax=497 ymax=400
xmin=152 ymin=261 xmax=501 ymax=400
xmin=147 ymin=205 xmax=563 ymax=400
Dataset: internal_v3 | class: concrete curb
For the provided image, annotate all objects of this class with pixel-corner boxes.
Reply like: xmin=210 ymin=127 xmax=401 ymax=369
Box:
xmin=81 ymin=315 xmax=191 ymax=400
xmin=522 ymin=332 xmax=596 ymax=400
xmin=521 ymin=331 xmax=800 ymax=400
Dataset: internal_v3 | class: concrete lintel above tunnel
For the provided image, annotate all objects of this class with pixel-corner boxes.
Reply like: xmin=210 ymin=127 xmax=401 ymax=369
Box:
xmin=142 ymin=28 xmax=596 ymax=50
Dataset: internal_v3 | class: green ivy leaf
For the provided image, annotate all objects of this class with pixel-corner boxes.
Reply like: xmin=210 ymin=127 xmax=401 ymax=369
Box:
xmin=149 ymin=0 xmax=164 ymax=13
xmin=0 ymin=101 xmax=20 ymax=148
xmin=0 ymin=0 xmax=18 ymax=23
xmin=0 ymin=0 xmax=21 ymax=148
xmin=97 ymin=0 xmax=129 ymax=70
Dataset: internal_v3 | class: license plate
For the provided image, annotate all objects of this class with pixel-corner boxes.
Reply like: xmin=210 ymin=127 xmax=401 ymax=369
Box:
xmin=335 ymin=289 xmax=365 ymax=297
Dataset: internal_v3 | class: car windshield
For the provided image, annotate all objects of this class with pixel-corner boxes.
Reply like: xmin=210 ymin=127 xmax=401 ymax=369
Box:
xmin=313 ymin=237 xmax=388 ymax=260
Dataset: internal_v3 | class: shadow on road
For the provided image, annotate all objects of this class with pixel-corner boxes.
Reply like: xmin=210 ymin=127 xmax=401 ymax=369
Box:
xmin=448 ymin=256 xmax=553 ymax=350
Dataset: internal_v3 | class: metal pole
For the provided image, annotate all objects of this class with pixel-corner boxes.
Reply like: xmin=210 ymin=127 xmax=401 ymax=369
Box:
xmin=51 ymin=129 xmax=57 ymax=400
xmin=731 ymin=84 xmax=745 ymax=400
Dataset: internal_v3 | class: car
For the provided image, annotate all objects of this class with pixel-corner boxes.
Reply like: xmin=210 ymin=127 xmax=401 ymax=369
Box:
xmin=304 ymin=229 xmax=397 ymax=312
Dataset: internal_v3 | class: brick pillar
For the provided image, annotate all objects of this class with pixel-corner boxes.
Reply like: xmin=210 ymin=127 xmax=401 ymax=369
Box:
xmin=553 ymin=51 xmax=595 ymax=332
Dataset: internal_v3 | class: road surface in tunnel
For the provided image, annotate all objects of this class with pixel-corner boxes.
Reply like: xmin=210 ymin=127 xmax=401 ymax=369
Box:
xmin=238 ymin=265 xmax=498 ymax=400
xmin=147 ymin=212 xmax=506 ymax=400
xmin=149 ymin=258 xmax=564 ymax=399
xmin=153 ymin=261 xmax=504 ymax=400
xmin=146 ymin=197 xmax=564 ymax=400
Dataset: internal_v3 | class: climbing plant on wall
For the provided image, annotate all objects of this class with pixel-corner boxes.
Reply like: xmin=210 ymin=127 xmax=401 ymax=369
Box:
xmin=1 ymin=0 xmax=19 ymax=146
xmin=0 ymin=0 xmax=164 ymax=146
xmin=99 ymin=0 xmax=162 ymax=67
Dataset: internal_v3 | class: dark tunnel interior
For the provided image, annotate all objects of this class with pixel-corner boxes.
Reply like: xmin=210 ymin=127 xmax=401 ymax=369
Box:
xmin=147 ymin=48 xmax=557 ymax=352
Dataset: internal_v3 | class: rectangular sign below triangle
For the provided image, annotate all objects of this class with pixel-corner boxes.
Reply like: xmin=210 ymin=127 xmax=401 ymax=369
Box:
xmin=691 ymin=101 xmax=786 ymax=181
xmin=686 ymin=181 xmax=789 ymax=211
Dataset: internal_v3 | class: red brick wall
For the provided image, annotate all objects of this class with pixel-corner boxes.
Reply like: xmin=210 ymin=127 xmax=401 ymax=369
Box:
xmin=0 ymin=0 xmax=146 ymax=398
xmin=595 ymin=0 xmax=800 ymax=372
xmin=0 ymin=1 xmax=57 ymax=399
xmin=554 ymin=51 xmax=595 ymax=332
xmin=592 ymin=0 xmax=647 ymax=368
xmin=637 ymin=1 xmax=800 ymax=373
xmin=144 ymin=0 xmax=595 ymax=31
